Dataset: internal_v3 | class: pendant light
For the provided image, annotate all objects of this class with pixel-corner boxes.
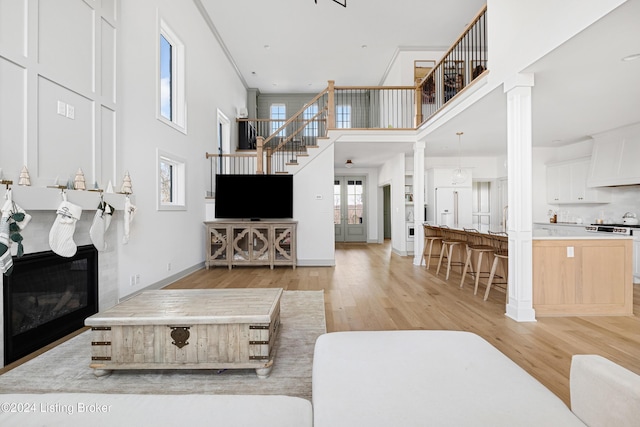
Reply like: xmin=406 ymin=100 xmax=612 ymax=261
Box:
xmin=452 ymin=132 xmax=467 ymax=184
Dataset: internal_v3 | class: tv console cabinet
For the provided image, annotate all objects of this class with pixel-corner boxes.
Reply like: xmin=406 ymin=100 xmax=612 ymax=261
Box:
xmin=204 ymin=220 xmax=297 ymax=269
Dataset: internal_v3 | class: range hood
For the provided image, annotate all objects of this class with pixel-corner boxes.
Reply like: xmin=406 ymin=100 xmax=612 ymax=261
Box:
xmin=587 ymin=123 xmax=640 ymax=187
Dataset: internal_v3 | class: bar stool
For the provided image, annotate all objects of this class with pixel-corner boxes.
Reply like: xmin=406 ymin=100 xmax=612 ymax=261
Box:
xmin=485 ymin=231 xmax=509 ymax=301
xmin=421 ymin=224 xmax=443 ymax=270
xmin=436 ymin=226 xmax=466 ymax=280
xmin=459 ymin=229 xmax=495 ymax=295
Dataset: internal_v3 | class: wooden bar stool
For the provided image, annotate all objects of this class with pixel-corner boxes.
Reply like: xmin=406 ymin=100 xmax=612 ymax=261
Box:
xmin=421 ymin=224 xmax=443 ymax=270
xmin=485 ymin=231 xmax=509 ymax=301
xmin=436 ymin=226 xmax=466 ymax=280
xmin=459 ymin=229 xmax=495 ymax=295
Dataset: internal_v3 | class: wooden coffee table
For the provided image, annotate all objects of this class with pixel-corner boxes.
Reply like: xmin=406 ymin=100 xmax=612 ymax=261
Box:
xmin=85 ymin=288 xmax=282 ymax=378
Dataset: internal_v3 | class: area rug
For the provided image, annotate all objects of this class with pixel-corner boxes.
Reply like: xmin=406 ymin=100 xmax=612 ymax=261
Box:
xmin=0 ymin=290 xmax=326 ymax=400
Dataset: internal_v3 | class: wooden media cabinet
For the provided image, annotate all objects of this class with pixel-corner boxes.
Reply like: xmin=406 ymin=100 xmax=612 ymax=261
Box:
xmin=204 ymin=220 xmax=297 ymax=269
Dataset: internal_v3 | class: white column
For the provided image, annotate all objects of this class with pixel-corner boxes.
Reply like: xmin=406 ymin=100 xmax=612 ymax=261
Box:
xmin=413 ymin=141 xmax=426 ymax=265
xmin=504 ymin=74 xmax=536 ymax=322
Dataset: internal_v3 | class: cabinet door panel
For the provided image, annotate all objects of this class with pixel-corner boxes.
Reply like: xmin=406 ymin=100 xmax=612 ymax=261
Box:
xmin=532 ymin=245 xmax=576 ymax=304
xmin=580 ymin=245 xmax=626 ymax=304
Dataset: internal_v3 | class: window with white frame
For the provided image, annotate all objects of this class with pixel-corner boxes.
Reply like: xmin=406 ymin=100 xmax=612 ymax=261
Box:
xmin=336 ymin=104 xmax=351 ymax=128
xmin=158 ymin=150 xmax=186 ymax=210
xmin=303 ymin=104 xmax=318 ymax=137
xmin=270 ymin=104 xmax=286 ymax=136
xmin=158 ymin=19 xmax=186 ymax=132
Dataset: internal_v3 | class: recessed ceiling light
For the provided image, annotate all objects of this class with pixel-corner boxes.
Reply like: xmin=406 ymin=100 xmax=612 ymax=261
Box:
xmin=361 ymin=45 xmax=367 ymax=49
xmin=264 ymin=45 xmax=270 ymax=50
xmin=251 ymin=71 xmax=257 ymax=75
xmin=621 ymin=53 xmax=640 ymax=62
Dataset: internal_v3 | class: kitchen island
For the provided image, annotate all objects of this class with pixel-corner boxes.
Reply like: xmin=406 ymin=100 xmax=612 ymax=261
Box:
xmin=532 ymin=227 xmax=633 ymax=316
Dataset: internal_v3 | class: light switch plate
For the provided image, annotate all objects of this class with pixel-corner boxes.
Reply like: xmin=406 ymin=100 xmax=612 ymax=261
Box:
xmin=57 ymin=101 xmax=66 ymax=116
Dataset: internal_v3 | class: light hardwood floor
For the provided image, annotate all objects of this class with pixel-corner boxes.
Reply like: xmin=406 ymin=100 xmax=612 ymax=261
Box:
xmin=3 ymin=241 xmax=638 ymax=406
xmin=167 ymin=240 xmax=640 ymax=406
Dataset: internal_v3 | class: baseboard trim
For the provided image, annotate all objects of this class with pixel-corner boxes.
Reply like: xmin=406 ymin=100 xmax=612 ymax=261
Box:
xmin=297 ymin=259 xmax=336 ymax=267
xmin=119 ymin=262 xmax=205 ymax=302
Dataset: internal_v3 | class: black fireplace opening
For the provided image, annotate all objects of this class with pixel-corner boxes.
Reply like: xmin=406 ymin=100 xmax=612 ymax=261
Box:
xmin=3 ymin=245 xmax=98 ymax=365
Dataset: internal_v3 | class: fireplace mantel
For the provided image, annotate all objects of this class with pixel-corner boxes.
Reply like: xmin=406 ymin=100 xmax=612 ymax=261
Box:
xmin=9 ymin=186 xmax=132 ymax=211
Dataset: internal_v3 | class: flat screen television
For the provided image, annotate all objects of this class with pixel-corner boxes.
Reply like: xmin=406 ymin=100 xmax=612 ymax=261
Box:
xmin=215 ymin=174 xmax=293 ymax=220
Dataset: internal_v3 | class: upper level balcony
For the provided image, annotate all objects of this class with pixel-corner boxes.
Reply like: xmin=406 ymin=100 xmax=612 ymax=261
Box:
xmin=206 ymin=5 xmax=487 ymax=179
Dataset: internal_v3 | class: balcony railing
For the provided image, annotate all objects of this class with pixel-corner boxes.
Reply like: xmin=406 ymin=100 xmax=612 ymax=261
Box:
xmin=417 ymin=5 xmax=487 ymax=124
xmin=206 ymin=5 xmax=487 ymax=181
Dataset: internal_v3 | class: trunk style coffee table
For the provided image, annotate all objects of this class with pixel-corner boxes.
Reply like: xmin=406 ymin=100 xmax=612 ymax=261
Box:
xmin=85 ymin=288 xmax=282 ymax=378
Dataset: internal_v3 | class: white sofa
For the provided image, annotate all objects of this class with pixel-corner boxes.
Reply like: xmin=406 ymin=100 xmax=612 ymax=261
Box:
xmin=312 ymin=330 xmax=640 ymax=427
xmin=2 ymin=330 xmax=638 ymax=427
xmin=0 ymin=394 xmax=312 ymax=427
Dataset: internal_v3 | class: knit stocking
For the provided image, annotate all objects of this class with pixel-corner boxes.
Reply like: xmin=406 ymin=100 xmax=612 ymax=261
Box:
xmin=90 ymin=201 xmax=114 ymax=251
xmin=49 ymin=198 xmax=83 ymax=257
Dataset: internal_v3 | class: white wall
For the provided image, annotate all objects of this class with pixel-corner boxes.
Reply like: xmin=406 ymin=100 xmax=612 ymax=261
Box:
xmin=116 ymin=1 xmax=247 ymax=298
xmin=488 ymin=0 xmax=626 ymax=85
xmin=0 ymin=0 xmax=249 ymax=307
xmin=381 ymin=49 xmax=446 ymax=86
xmin=295 ymin=144 xmax=336 ymax=266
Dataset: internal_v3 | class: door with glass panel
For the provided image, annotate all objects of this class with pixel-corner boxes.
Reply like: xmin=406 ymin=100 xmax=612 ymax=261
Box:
xmin=334 ymin=177 xmax=366 ymax=242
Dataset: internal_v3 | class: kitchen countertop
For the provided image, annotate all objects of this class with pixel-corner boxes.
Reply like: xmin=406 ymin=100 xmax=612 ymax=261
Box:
xmin=424 ymin=222 xmax=632 ymax=240
xmin=533 ymin=227 xmax=632 ymax=240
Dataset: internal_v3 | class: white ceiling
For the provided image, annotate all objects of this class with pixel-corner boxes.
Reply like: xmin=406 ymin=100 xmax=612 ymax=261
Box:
xmin=197 ymin=0 xmax=640 ymax=168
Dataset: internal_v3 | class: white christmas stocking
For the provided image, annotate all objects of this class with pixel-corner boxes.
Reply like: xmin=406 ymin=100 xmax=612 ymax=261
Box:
xmin=49 ymin=198 xmax=83 ymax=257
xmin=90 ymin=201 xmax=114 ymax=251
xmin=122 ymin=196 xmax=136 ymax=244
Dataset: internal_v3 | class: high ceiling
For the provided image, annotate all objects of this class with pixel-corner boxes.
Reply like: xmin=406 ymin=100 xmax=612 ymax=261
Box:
xmin=197 ymin=0 xmax=640 ymax=167
xmin=198 ymin=0 xmax=486 ymax=93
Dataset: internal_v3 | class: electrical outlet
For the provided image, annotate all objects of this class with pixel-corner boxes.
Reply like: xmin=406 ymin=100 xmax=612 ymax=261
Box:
xmin=66 ymin=104 xmax=75 ymax=119
xmin=167 ymin=263 xmax=171 ymax=271
xmin=135 ymin=274 xmax=140 ymax=285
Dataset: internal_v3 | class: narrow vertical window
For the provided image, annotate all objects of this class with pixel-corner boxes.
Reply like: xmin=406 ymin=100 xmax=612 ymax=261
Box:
xmin=159 ymin=160 xmax=174 ymax=203
xmin=336 ymin=105 xmax=351 ymax=128
xmin=270 ymin=104 xmax=286 ymax=136
xmin=303 ymin=105 xmax=318 ymax=137
xmin=160 ymin=34 xmax=172 ymax=121
xmin=158 ymin=19 xmax=186 ymax=131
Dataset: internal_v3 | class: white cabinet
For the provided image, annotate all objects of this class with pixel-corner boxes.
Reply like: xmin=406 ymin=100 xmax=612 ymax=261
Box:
xmin=587 ymin=123 xmax=640 ymax=187
xmin=546 ymin=158 xmax=610 ymax=204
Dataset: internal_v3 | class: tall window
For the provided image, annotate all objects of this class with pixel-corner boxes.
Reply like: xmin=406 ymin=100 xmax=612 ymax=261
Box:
xmin=159 ymin=35 xmax=172 ymax=121
xmin=336 ymin=105 xmax=351 ymax=128
xmin=303 ymin=105 xmax=318 ymax=137
xmin=270 ymin=104 xmax=286 ymax=136
xmin=158 ymin=20 xmax=186 ymax=132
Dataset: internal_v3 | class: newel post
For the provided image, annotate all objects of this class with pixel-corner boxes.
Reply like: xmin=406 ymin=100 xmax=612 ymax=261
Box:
xmin=414 ymin=80 xmax=423 ymax=127
xmin=256 ymin=136 xmax=265 ymax=175
xmin=327 ymin=80 xmax=335 ymax=129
